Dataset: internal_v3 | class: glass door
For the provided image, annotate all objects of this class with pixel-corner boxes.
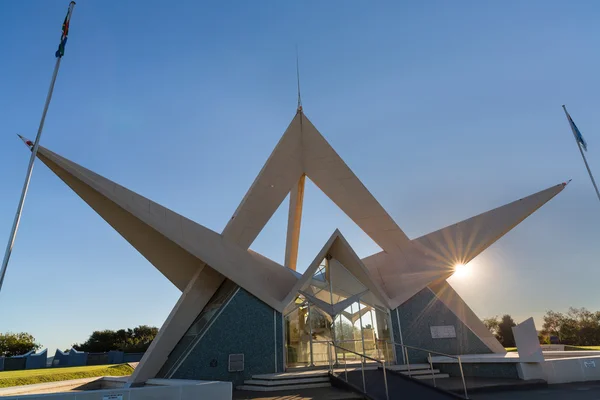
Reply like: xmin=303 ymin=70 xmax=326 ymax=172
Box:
xmin=284 ymin=257 xmax=395 ymax=369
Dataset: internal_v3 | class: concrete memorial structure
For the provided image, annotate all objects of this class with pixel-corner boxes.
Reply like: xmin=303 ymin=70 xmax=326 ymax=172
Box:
xmin=513 ymin=317 xmax=544 ymax=363
xmin=20 ymin=106 xmax=565 ymax=387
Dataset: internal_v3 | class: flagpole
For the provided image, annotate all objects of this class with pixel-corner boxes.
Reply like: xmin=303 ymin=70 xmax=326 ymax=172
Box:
xmin=562 ymin=105 xmax=600 ymax=203
xmin=0 ymin=2 xmax=76 ymax=294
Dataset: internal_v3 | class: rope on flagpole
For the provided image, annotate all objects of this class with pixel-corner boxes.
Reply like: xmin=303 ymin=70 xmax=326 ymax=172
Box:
xmin=0 ymin=2 xmax=76 ymax=294
xmin=562 ymin=105 xmax=600 ymax=203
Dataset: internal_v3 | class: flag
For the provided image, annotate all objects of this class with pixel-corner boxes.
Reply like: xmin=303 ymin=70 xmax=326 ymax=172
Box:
xmin=55 ymin=2 xmax=75 ymax=58
xmin=17 ymin=134 xmax=34 ymax=148
xmin=563 ymin=106 xmax=588 ymax=151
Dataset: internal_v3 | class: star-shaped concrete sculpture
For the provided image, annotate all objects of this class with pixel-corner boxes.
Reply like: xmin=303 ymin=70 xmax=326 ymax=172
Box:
xmin=19 ymin=108 xmax=565 ymax=385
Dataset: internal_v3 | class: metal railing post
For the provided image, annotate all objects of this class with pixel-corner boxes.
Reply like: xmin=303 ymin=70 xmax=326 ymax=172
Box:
xmin=308 ymin=303 xmax=314 ymax=366
xmin=384 ymin=341 xmax=389 ymax=365
xmin=386 ymin=340 xmax=472 ymax=399
xmin=330 ymin=340 xmax=399 ymax=397
xmin=428 ymin=352 xmax=436 ymax=387
xmin=361 ymin=354 xmax=366 ymax=392
xmin=382 ymin=361 xmax=390 ymax=400
xmin=404 ymin=346 xmax=411 ymax=377
xmin=458 ymin=356 xmax=468 ymax=399
xmin=327 ymin=342 xmax=332 ymax=373
xmin=344 ymin=354 xmax=348 ymax=381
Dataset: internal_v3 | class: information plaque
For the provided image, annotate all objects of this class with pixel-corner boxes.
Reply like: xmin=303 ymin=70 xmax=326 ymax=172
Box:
xmin=430 ymin=325 xmax=456 ymax=339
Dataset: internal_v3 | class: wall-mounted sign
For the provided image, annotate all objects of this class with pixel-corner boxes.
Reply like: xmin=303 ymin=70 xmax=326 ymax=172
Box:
xmin=430 ymin=325 xmax=456 ymax=339
xmin=102 ymin=395 xmax=123 ymax=400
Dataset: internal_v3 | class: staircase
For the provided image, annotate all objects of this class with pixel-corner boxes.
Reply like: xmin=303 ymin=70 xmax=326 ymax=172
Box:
xmin=237 ymin=370 xmax=331 ymax=391
xmin=388 ymin=363 xmax=450 ymax=380
xmin=237 ymin=363 xmax=450 ymax=394
xmin=333 ymin=368 xmax=462 ymax=399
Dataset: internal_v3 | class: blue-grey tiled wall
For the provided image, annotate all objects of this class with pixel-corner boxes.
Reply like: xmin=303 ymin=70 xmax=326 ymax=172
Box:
xmin=170 ymin=288 xmax=283 ymax=385
xmin=394 ymin=288 xmax=492 ymax=363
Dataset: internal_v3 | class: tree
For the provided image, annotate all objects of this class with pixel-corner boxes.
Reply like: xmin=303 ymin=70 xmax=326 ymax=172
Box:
xmin=486 ymin=308 xmax=600 ymax=348
xmin=0 ymin=332 xmax=41 ymax=357
xmin=126 ymin=325 xmax=159 ymax=353
xmin=334 ymin=321 xmax=360 ymax=340
xmin=542 ymin=308 xmax=600 ymax=346
xmin=483 ymin=316 xmax=500 ymax=340
xmin=497 ymin=315 xmax=517 ymax=347
xmin=73 ymin=325 xmax=158 ymax=353
xmin=541 ymin=310 xmax=565 ymax=342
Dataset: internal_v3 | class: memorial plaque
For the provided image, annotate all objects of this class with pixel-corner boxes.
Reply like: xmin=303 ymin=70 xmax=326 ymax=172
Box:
xmin=430 ymin=325 xmax=456 ymax=339
xmin=102 ymin=395 xmax=123 ymax=400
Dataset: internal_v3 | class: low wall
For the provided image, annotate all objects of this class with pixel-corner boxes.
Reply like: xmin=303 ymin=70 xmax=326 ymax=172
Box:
xmin=68 ymin=349 xmax=87 ymax=367
xmin=51 ymin=349 xmax=145 ymax=368
xmin=52 ymin=350 xmax=69 ymax=367
xmin=437 ymin=363 xmax=520 ymax=379
xmin=25 ymin=349 xmax=47 ymax=370
xmin=434 ymin=352 xmax=600 ymax=384
xmin=3 ymin=357 xmax=26 ymax=371
xmin=123 ymin=353 xmax=144 ymax=363
xmin=518 ymin=356 xmax=600 ymax=384
xmin=86 ymin=353 xmax=109 ymax=366
xmin=2 ymin=349 xmax=146 ymax=372
xmin=108 ymin=350 xmax=124 ymax=364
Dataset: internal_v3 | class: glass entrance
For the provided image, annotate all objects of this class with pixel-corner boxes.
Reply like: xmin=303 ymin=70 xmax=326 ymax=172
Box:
xmin=284 ymin=257 xmax=394 ymax=369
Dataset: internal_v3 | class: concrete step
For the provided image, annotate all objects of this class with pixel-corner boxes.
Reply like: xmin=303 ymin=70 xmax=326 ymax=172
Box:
xmin=253 ymin=370 xmax=329 ymax=380
xmin=236 ymin=382 xmax=331 ymax=392
xmin=412 ymin=373 xmax=450 ymax=380
xmin=243 ymin=377 xmax=330 ymax=386
xmin=387 ymin=363 xmax=431 ymax=371
xmin=399 ymin=369 xmax=441 ymax=376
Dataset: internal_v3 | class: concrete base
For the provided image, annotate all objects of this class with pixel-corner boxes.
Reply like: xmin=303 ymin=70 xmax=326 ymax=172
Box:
xmin=431 ymin=351 xmax=600 ymax=385
xmin=0 ymin=377 xmax=232 ymax=399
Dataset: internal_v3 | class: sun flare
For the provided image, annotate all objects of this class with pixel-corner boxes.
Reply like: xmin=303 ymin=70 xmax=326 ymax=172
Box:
xmin=452 ymin=263 xmax=471 ymax=278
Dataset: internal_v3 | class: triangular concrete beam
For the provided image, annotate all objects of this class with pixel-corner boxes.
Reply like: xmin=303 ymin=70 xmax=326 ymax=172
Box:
xmin=362 ymin=183 xmax=566 ymax=309
xmin=34 ymin=147 xmax=297 ymax=311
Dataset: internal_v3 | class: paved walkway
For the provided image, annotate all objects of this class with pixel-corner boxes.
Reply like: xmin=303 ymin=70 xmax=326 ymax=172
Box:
xmin=343 ymin=369 xmax=459 ymax=399
xmin=233 ymin=387 xmax=363 ymax=399
xmin=433 ymin=377 xmax=546 ymax=394
xmin=473 ymin=381 xmax=600 ymax=399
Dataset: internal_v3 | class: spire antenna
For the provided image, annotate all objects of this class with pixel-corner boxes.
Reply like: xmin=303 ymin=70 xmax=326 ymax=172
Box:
xmin=296 ymin=45 xmax=302 ymax=112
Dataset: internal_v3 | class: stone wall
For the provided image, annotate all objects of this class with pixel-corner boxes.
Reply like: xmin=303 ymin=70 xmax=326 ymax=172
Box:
xmin=169 ymin=288 xmax=283 ymax=385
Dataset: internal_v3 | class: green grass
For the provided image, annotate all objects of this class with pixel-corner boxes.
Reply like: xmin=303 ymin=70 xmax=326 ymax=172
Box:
xmin=0 ymin=364 xmax=134 ymax=388
xmin=565 ymin=345 xmax=600 ymax=351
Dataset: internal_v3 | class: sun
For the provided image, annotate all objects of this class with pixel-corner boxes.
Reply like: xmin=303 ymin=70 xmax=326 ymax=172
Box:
xmin=452 ymin=263 xmax=471 ymax=278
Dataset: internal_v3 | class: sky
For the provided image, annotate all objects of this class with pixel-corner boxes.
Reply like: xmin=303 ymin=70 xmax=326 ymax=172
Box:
xmin=0 ymin=0 xmax=599 ymax=353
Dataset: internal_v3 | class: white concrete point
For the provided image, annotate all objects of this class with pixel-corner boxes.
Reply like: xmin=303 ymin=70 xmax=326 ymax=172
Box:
xmin=513 ymin=317 xmax=544 ymax=362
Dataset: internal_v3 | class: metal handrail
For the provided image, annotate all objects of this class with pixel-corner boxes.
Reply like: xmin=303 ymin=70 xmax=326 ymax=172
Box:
xmin=330 ymin=341 xmax=382 ymax=364
xmin=381 ymin=340 xmax=469 ymax=399
xmin=376 ymin=339 xmax=461 ymax=360
xmin=327 ymin=341 xmax=389 ymax=400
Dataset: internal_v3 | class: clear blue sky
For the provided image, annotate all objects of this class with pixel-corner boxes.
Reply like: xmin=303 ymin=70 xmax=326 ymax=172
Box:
xmin=1 ymin=0 xmax=598 ymax=353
